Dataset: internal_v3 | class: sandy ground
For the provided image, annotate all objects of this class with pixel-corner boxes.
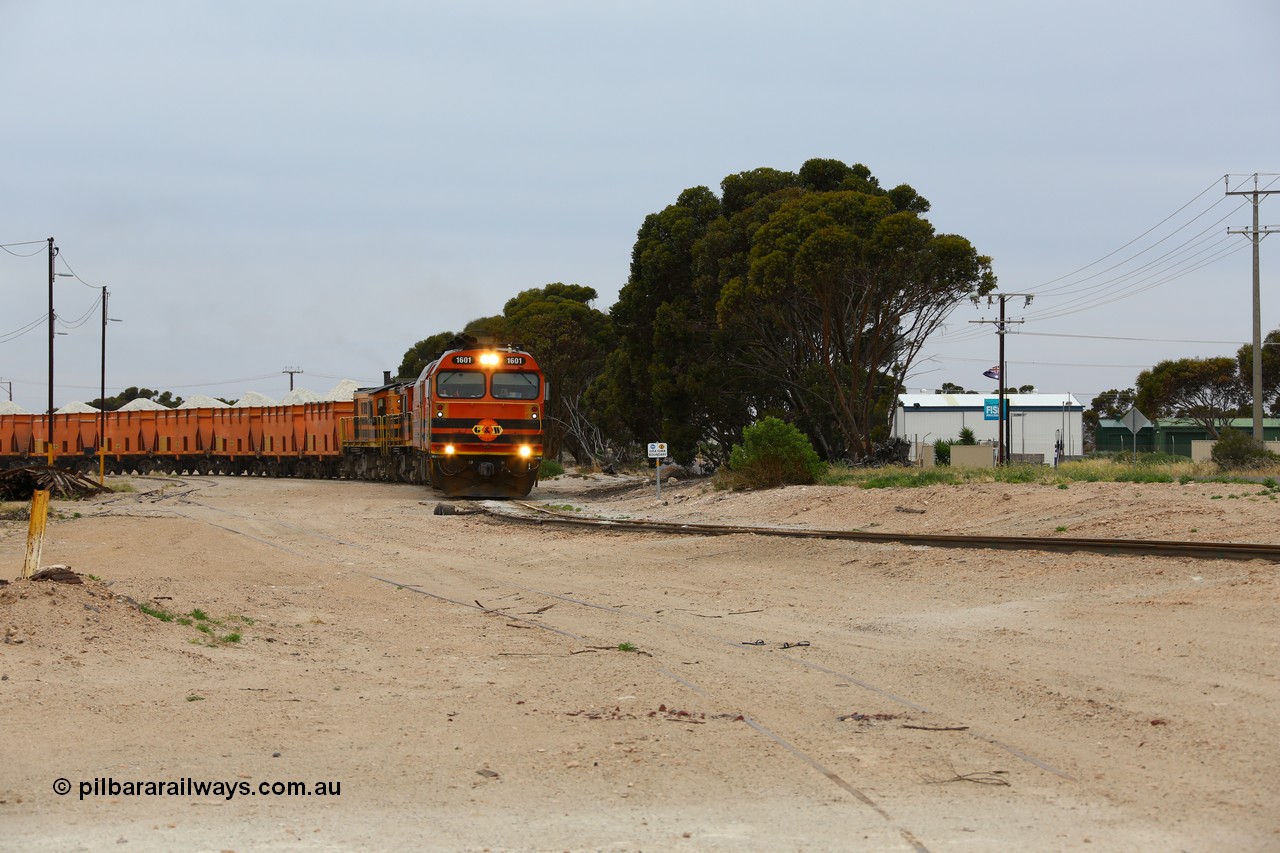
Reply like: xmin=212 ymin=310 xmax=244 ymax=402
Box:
xmin=0 ymin=472 xmax=1277 ymax=852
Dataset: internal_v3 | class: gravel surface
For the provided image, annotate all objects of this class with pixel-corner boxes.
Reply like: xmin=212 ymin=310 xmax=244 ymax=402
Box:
xmin=1 ymin=473 xmax=1276 ymax=851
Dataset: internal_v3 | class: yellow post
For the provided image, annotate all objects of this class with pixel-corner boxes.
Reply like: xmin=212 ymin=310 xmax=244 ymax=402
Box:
xmin=23 ymin=489 xmax=50 ymax=579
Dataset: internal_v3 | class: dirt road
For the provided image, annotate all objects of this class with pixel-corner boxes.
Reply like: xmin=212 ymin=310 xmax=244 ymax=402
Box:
xmin=1 ymin=474 xmax=1277 ymax=851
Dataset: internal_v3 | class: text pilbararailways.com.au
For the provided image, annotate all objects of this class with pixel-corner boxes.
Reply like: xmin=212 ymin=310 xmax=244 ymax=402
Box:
xmin=55 ymin=777 xmax=341 ymax=801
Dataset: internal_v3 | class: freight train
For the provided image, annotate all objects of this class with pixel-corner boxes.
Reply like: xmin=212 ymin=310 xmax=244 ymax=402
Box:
xmin=0 ymin=340 xmax=545 ymax=498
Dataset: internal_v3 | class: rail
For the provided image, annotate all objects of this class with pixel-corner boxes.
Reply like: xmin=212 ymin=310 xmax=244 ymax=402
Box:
xmin=483 ymin=501 xmax=1280 ymax=563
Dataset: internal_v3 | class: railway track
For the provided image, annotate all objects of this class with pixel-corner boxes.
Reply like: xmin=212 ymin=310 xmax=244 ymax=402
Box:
xmin=486 ymin=500 xmax=1280 ymax=563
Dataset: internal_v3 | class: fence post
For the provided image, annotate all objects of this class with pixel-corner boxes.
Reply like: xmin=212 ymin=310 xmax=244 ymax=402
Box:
xmin=23 ymin=488 xmax=51 ymax=579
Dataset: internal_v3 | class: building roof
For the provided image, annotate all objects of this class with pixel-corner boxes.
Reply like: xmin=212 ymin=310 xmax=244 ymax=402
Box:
xmin=1097 ymin=417 xmax=1280 ymax=430
xmin=898 ymin=393 xmax=1082 ymax=410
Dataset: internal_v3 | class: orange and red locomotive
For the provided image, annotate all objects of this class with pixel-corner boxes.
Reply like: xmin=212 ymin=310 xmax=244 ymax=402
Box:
xmin=342 ymin=341 xmax=545 ymax=496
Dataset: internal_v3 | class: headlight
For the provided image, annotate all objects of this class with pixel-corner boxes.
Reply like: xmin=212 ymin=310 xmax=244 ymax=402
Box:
xmin=444 ymin=445 xmax=456 ymax=455
xmin=479 ymin=352 xmax=499 ymax=366
xmin=518 ymin=445 xmax=532 ymax=458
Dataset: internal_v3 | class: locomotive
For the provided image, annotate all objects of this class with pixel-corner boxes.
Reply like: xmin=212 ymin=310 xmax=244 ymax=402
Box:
xmin=0 ymin=340 xmax=546 ymax=499
xmin=343 ymin=340 xmax=545 ymax=497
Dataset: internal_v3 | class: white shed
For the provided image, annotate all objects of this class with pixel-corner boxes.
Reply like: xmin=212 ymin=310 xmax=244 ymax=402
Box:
xmin=894 ymin=393 xmax=1084 ymax=464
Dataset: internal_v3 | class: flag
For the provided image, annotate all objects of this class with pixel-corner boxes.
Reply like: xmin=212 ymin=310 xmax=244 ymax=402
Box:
xmin=982 ymin=366 xmax=1000 ymax=380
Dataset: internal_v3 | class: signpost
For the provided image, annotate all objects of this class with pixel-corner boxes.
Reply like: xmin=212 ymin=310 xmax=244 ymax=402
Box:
xmin=647 ymin=442 xmax=668 ymax=498
xmin=1120 ymin=407 xmax=1151 ymax=457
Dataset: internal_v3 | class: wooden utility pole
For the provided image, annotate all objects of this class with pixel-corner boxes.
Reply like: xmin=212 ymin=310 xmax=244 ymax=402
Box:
xmin=47 ymin=238 xmax=56 ymax=465
xmin=1226 ymin=174 xmax=1279 ymax=442
xmin=100 ymin=288 xmax=109 ymax=484
xmin=971 ymin=293 xmax=1032 ymax=464
xmin=283 ymin=366 xmax=304 ymax=391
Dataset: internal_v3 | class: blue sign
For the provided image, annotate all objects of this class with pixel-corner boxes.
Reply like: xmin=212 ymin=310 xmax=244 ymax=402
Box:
xmin=984 ymin=398 xmax=1008 ymax=421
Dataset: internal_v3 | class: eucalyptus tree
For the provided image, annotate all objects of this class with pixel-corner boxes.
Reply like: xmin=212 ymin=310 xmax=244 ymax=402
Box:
xmin=603 ymin=158 xmax=994 ymax=462
xmin=601 ymin=186 xmax=753 ymax=463
xmin=1135 ymin=357 xmax=1245 ymax=438
xmin=715 ymin=165 xmax=994 ymax=458
xmin=1235 ymin=329 xmax=1280 ymax=415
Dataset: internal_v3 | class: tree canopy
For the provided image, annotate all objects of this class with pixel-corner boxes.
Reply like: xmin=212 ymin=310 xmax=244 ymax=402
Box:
xmin=1135 ymin=357 xmax=1244 ymax=438
xmin=397 ymin=316 xmax=509 ymax=381
xmin=501 ymin=283 xmax=613 ymax=460
xmin=90 ymin=387 xmax=183 ymax=411
xmin=599 ymin=158 xmax=994 ymax=462
xmin=1235 ymin=330 xmax=1280 ymax=416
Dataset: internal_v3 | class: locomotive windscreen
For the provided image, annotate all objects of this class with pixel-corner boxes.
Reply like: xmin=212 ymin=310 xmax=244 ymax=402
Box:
xmin=491 ymin=372 xmax=540 ymax=400
xmin=435 ymin=371 xmax=485 ymax=398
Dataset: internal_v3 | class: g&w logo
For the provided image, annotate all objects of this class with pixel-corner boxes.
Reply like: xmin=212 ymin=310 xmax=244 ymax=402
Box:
xmin=472 ymin=419 xmax=502 ymax=441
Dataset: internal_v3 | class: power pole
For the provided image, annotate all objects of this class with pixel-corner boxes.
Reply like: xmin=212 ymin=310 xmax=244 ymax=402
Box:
xmin=47 ymin=237 xmax=56 ymax=466
xmin=971 ymin=293 xmax=1033 ymax=464
xmin=1226 ymin=174 xmax=1279 ymax=442
xmin=282 ymin=366 xmax=304 ymax=391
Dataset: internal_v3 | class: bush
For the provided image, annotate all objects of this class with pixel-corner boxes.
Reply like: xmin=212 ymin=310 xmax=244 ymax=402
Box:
xmin=539 ymin=459 xmax=565 ymax=478
xmin=723 ymin=417 xmax=825 ymax=489
xmin=933 ymin=439 xmax=952 ymax=466
xmin=1210 ymin=429 xmax=1278 ymax=470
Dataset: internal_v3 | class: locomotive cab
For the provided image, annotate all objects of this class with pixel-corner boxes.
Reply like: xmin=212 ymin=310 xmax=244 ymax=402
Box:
xmin=413 ymin=343 xmax=544 ymax=498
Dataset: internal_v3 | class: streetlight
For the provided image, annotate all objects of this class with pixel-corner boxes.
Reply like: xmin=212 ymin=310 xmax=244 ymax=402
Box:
xmin=99 ymin=288 xmax=122 ymax=484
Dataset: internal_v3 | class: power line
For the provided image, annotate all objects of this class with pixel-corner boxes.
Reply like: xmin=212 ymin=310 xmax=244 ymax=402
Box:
xmin=938 ymin=354 xmax=1168 ymax=369
xmin=931 ymin=175 xmax=1275 ymax=346
xmin=1030 ymin=176 xmax=1229 ymax=296
xmin=0 ymin=313 xmax=51 ymax=345
xmin=1017 ymin=330 xmax=1265 ymax=345
xmin=55 ymin=292 xmax=104 ymax=329
xmin=0 ymin=239 xmax=48 ymax=257
xmin=53 ymin=251 xmax=109 ymax=290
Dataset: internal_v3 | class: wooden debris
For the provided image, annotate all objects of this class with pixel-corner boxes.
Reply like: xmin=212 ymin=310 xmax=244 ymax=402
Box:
xmin=0 ymin=466 xmax=110 ymax=500
xmin=837 ymin=712 xmax=902 ymax=722
xmin=30 ymin=565 xmax=83 ymax=584
xmin=926 ymin=770 xmax=1010 ymax=786
xmin=894 ymin=505 xmax=926 ymax=514
xmin=903 ymin=724 xmax=970 ymax=731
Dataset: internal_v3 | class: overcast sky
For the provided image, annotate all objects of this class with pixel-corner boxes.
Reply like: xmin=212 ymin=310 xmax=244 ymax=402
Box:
xmin=2 ymin=1 xmax=1277 ymax=410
